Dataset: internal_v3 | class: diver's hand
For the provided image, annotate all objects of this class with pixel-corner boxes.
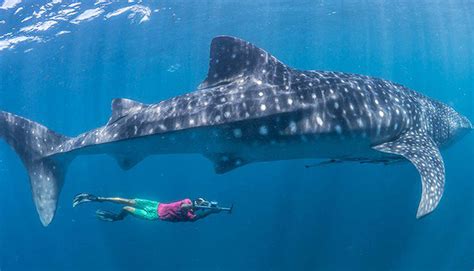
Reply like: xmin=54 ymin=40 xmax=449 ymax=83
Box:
xmin=72 ymin=193 xmax=98 ymax=207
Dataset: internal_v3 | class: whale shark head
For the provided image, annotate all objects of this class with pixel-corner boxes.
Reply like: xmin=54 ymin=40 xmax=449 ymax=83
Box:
xmin=428 ymin=101 xmax=472 ymax=147
xmin=449 ymin=113 xmax=472 ymax=142
xmin=459 ymin=115 xmax=473 ymax=129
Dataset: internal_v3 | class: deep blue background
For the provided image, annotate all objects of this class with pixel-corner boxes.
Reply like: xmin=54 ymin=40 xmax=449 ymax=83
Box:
xmin=0 ymin=1 xmax=473 ymax=270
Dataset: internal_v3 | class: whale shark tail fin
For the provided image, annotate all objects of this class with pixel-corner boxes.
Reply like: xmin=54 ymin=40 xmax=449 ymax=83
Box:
xmin=0 ymin=111 xmax=72 ymax=226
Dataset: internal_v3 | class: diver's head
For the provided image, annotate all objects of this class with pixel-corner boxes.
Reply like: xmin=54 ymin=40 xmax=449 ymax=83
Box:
xmin=193 ymin=198 xmax=206 ymax=206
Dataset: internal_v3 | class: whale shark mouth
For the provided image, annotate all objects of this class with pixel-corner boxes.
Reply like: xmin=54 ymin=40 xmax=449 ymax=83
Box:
xmin=464 ymin=116 xmax=473 ymax=129
xmin=456 ymin=115 xmax=473 ymax=130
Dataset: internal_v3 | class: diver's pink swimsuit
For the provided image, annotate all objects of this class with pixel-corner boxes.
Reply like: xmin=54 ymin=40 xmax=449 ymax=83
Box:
xmin=157 ymin=198 xmax=196 ymax=222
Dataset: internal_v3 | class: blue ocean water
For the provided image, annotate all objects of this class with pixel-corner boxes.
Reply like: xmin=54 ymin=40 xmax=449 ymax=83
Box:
xmin=0 ymin=0 xmax=473 ymax=270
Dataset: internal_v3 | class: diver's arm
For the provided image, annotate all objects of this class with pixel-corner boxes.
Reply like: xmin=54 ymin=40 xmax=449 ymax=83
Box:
xmin=181 ymin=203 xmax=193 ymax=210
xmin=191 ymin=209 xmax=219 ymax=221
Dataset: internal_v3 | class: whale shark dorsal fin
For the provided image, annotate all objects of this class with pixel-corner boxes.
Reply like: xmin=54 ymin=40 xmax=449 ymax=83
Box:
xmin=372 ymin=131 xmax=445 ymax=218
xmin=199 ymin=36 xmax=291 ymax=89
xmin=108 ymin=98 xmax=146 ymax=125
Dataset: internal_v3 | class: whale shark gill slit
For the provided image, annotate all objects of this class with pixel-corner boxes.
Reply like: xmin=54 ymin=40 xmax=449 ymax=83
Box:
xmin=373 ymin=130 xmax=445 ymax=218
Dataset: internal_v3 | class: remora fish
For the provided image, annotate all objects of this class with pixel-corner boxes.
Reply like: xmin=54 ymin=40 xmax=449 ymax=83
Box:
xmin=0 ymin=36 xmax=471 ymax=226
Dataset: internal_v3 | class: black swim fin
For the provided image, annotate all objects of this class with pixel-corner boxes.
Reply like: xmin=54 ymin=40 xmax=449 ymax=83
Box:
xmin=72 ymin=193 xmax=98 ymax=207
xmin=95 ymin=209 xmax=122 ymax=222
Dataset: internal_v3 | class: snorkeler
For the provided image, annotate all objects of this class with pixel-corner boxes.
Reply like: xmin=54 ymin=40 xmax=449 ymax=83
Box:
xmin=72 ymin=194 xmax=232 ymax=222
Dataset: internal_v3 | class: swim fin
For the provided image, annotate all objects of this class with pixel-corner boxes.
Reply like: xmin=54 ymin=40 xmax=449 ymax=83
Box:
xmin=72 ymin=193 xmax=99 ymax=207
xmin=96 ymin=209 xmax=122 ymax=222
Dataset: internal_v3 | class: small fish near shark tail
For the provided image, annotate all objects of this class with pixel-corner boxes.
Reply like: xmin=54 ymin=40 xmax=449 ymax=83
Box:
xmin=0 ymin=111 xmax=72 ymax=226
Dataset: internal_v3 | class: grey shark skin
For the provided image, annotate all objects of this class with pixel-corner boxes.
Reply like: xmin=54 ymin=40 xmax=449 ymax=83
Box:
xmin=0 ymin=36 xmax=472 ymax=226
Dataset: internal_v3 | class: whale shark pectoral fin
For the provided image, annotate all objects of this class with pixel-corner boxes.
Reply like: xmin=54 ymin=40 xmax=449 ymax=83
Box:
xmin=204 ymin=153 xmax=246 ymax=174
xmin=107 ymin=98 xmax=147 ymax=125
xmin=372 ymin=131 xmax=445 ymax=219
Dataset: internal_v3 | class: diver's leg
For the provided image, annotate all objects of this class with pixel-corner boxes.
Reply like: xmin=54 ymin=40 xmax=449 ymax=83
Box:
xmin=97 ymin=197 xmax=135 ymax=205
xmin=95 ymin=207 xmax=131 ymax=222
xmin=96 ymin=203 xmax=159 ymax=222
xmin=123 ymin=205 xmax=159 ymax=221
xmin=73 ymin=193 xmax=135 ymax=207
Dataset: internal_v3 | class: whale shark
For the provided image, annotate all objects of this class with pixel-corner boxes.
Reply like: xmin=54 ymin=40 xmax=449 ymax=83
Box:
xmin=0 ymin=36 xmax=472 ymax=226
